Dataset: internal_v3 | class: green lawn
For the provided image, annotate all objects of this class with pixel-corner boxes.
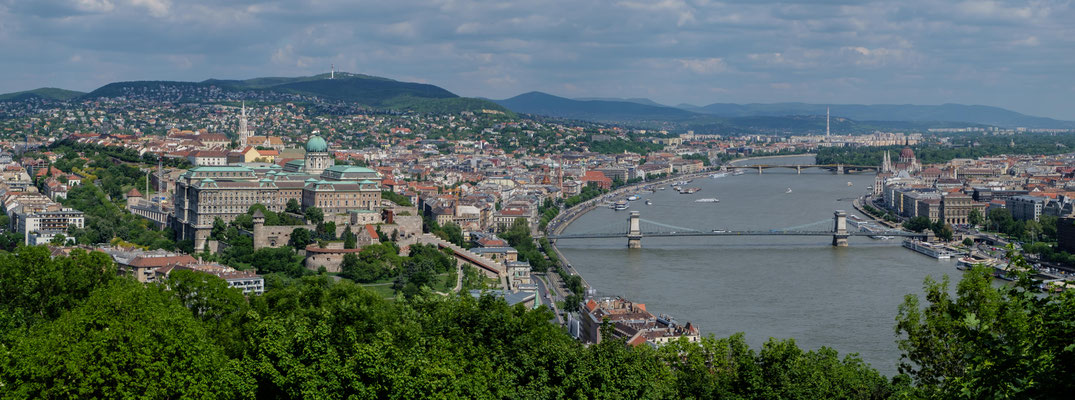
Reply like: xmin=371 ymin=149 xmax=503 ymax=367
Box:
xmin=359 ymin=283 xmax=397 ymax=299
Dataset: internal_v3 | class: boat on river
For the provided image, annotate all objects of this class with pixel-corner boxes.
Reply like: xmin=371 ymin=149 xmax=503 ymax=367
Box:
xmin=695 ymin=198 xmax=719 ymax=203
xmin=613 ymin=200 xmax=629 ymax=210
xmin=903 ymin=239 xmax=953 ymax=259
xmin=627 ymin=195 xmax=640 ymax=201
xmin=785 ymin=188 xmax=793 ymax=194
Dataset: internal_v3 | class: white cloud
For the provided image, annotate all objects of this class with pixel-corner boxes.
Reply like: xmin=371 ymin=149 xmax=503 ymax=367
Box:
xmin=129 ymin=0 xmax=170 ymax=18
xmin=674 ymin=58 xmax=728 ymax=74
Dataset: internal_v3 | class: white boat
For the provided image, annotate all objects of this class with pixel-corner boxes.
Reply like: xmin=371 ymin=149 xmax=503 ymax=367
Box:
xmin=695 ymin=198 xmax=719 ymax=203
xmin=785 ymin=188 xmax=792 ymax=194
xmin=627 ymin=195 xmax=640 ymax=201
xmin=732 ymin=170 xmax=744 ymax=176
xmin=710 ymin=172 xmax=728 ymax=179
xmin=658 ymin=186 xmax=667 ymax=190
xmin=645 ymin=200 xmax=652 ymax=205
xmin=903 ymin=239 xmax=953 ymax=259
xmin=847 ymin=182 xmax=853 ymax=186
xmin=613 ymin=200 xmax=629 ymax=210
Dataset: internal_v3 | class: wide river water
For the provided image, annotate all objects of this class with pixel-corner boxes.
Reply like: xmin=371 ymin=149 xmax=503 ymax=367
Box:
xmin=557 ymin=155 xmax=958 ymax=376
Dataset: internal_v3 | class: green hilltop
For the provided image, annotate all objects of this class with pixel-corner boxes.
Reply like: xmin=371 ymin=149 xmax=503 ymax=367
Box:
xmin=80 ymin=73 xmax=511 ymax=115
xmin=0 ymin=87 xmax=86 ymax=102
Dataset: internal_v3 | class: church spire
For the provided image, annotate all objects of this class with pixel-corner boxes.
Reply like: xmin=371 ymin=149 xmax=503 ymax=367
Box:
xmin=239 ymin=101 xmax=249 ymax=148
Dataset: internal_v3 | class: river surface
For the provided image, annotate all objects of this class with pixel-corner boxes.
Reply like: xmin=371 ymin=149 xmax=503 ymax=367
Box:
xmin=557 ymin=155 xmax=957 ymax=376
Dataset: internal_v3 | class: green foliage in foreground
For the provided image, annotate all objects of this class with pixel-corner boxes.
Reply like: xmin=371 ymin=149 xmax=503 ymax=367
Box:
xmin=2 ymin=245 xmax=1074 ymax=398
xmin=895 ymin=251 xmax=1075 ymax=398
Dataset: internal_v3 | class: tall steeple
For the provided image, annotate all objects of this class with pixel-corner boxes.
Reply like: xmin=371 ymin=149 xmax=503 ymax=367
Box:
xmin=239 ymin=101 xmax=249 ymax=148
xmin=826 ymin=107 xmax=830 ymax=137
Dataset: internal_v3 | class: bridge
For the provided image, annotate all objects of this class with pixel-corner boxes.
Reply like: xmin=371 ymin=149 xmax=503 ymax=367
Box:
xmin=546 ymin=211 xmax=927 ymax=248
xmin=721 ymin=164 xmax=879 ymax=174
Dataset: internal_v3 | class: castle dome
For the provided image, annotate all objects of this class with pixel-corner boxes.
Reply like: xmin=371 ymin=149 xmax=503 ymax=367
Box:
xmin=900 ymin=146 xmax=915 ymax=159
xmin=306 ymin=136 xmax=328 ymax=152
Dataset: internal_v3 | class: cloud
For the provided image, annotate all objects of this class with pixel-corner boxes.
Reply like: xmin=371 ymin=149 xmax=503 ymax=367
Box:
xmin=674 ymin=58 xmax=728 ymax=74
xmin=0 ymin=0 xmax=1072 ymax=119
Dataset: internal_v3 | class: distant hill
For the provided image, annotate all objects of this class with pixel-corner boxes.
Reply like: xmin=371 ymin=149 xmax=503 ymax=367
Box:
xmin=80 ymin=73 xmax=508 ymax=114
xmin=0 ymin=87 xmax=85 ymax=102
xmin=493 ymin=92 xmax=697 ymax=122
xmin=692 ymin=102 xmax=1075 ymax=129
xmin=574 ymin=97 xmax=669 ymax=108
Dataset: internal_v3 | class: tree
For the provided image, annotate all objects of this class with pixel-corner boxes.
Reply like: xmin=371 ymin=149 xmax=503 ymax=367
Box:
xmin=930 ymin=221 xmax=954 ymax=242
xmin=210 ymin=217 xmax=227 ymax=240
xmin=987 ymin=208 xmax=1013 ymax=232
xmin=317 ymin=221 xmax=337 ymax=240
xmin=903 ymin=216 xmax=932 ymax=233
xmin=164 ymin=269 xmax=248 ymax=353
xmin=288 ymin=228 xmax=312 ymax=250
xmin=49 ymin=234 xmax=68 ymax=246
xmin=343 ymin=226 xmax=357 ymax=249
xmin=436 ymin=222 xmax=465 ymax=247
xmin=286 ymin=198 xmax=302 ymax=214
xmin=1 ymin=280 xmax=242 ymax=398
xmin=305 ymin=207 xmax=324 ymax=225
xmin=0 ymin=247 xmax=116 ymax=331
xmin=896 ymin=249 xmax=1075 ymax=398
xmin=967 ymin=209 xmax=983 ymax=226
xmin=962 ymin=238 xmax=974 ymax=246
xmin=251 ymin=247 xmax=306 ymax=278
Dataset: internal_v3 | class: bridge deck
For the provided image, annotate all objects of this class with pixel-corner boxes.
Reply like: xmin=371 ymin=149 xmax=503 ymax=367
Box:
xmin=548 ymin=230 xmax=924 ymax=239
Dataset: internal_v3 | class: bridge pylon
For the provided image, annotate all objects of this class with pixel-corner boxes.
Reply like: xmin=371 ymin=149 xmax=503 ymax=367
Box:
xmin=758 ymin=165 xmax=763 ymax=175
xmin=832 ymin=210 xmax=849 ymax=247
xmin=627 ymin=211 xmax=642 ymax=248
xmin=836 ymin=164 xmax=844 ymax=175
xmin=796 ymin=165 xmax=801 ymax=174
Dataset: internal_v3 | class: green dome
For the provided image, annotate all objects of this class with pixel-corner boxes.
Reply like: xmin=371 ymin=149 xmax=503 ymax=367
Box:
xmin=306 ymin=136 xmax=328 ymax=152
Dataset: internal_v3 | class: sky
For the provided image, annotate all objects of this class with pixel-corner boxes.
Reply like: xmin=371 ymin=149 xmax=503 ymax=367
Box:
xmin=1 ymin=0 xmax=1074 ymax=119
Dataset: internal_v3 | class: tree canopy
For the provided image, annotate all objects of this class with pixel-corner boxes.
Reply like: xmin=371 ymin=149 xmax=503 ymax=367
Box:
xmin=2 ymin=244 xmax=1073 ymax=398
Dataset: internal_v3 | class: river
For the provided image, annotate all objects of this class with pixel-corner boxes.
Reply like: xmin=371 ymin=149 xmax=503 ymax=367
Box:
xmin=556 ymin=155 xmax=957 ymax=376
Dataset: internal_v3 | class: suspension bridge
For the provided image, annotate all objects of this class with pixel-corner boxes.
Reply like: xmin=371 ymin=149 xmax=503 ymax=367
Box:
xmin=721 ymin=164 xmax=879 ymax=174
xmin=546 ymin=210 xmax=927 ymax=248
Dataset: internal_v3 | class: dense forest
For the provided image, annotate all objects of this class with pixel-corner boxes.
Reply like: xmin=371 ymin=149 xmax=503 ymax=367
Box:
xmin=816 ymin=133 xmax=1075 ymax=166
xmin=1 ymin=244 xmax=1073 ymax=398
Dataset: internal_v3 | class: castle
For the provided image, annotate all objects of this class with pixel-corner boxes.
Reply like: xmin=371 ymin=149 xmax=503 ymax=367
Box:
xmin=174 ymin=136 xmax=381 ymax=250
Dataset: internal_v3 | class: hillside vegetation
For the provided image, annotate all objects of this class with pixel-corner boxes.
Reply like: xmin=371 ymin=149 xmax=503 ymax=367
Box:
xmin=1 ymin=244 xmax=1072 ymax=398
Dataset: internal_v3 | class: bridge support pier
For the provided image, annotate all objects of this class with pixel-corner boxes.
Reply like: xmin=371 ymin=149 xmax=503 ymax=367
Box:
xmin=758 ymin=165 xmax=763 ymax=175
xmin=796 ymin=165 xmax=801 ymax=174
xmin=627 ymin=211 xmax=642 ymax=248
xmin=836 ymin=164 xmax=844 ymax=175
xmin=832 ymin=210 xmax=849 ymax=247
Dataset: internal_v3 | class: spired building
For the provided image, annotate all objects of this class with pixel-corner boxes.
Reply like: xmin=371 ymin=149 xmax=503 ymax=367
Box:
xmin=174 ymin=136 xmax=381 ymax=249
xmin=874 ymin=144 xmax=922 ymax=194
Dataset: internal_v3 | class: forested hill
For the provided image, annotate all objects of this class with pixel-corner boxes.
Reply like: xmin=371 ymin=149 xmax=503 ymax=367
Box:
xmin=1 ymin=244 xmax=1073 ymax=397
xmin=0 ymin=87 xmax=85 ymax=102
xmin=77 ymin=73 xmax=511 ymax=114
xmin=493 ymin=91 xmax=699 ymax=122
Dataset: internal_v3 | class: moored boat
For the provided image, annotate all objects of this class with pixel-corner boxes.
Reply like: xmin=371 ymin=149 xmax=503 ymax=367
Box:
xmin=903 ymin=239 xmax=953 ymax=259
